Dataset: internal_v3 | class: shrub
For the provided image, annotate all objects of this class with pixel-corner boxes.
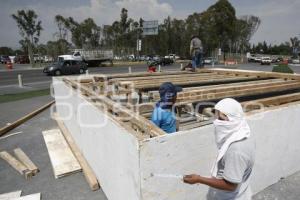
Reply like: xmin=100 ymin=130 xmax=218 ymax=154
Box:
xmin=272 ymin=64 xmax=294 ymax=74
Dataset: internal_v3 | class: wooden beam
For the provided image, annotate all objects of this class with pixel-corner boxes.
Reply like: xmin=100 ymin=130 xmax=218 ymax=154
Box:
xmin=93 ymin=71 xmax=207 ymax=82
xmin=54 ymin=113 xmax=100 ymax=191
xmin=0 ymin=100 xmax=55 ymax=137
xmin=117 ymin=74 xmax=236 ymax=86
xmin=13 ymin=148 xmax=39 ymax=175
xmin=117 ymin=76 xmax=261 ymax=92
xmin=201 ymin=68 xmax=300 ymax=80
xmin=242 ymin=92 xmax=300 ymax=110
xmin=148 ymin=79 xmax=284 ymax=98
xmin=109 ymin=72 xmax=218 ymax=83
xmin=176 ymin=82 xmax=300 ymax=104
xmin=0 ymin=151 xmax=32 ymax=179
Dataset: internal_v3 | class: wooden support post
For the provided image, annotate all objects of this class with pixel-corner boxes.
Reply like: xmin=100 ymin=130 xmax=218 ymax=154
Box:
xmin=0 ymin=151 xmax=33 ymax=179
xmin=14 ymin=148 xmax=39 ymax=175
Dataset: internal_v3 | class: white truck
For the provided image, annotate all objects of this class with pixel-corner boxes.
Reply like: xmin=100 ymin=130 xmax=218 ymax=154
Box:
xmin=58 ymin=49 xmax=113 ymax=67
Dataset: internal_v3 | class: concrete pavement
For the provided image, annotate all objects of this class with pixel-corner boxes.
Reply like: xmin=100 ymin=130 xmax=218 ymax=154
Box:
xmin=0 ymin=107 xmax=107 ymax=200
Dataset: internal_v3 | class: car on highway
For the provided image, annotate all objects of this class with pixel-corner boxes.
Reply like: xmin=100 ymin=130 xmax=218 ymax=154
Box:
xmin=148 ymin=57 xmax=174 ymax=67
xmin=43 ymin=60 xmax=87 ymax=76
xmin=254 ymin=56 xmax=262 ymax=63
xmin=261 ymin=57 xmax=272 ymax=65
xmin=0 ymin=55 xmax=11 ymax=64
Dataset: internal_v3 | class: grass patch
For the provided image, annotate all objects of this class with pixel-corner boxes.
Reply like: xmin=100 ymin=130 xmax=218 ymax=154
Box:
xmin=0 ymin=89 xmax=50 ymax=103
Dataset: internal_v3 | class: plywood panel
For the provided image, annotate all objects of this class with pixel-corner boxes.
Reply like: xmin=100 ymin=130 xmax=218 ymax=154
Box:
xmin=42 ymin=129 xmax=82 ymax=178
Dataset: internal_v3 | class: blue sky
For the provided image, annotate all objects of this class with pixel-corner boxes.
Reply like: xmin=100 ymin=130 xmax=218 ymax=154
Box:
xmin=0 ymin=0 xmax=299 ymax=48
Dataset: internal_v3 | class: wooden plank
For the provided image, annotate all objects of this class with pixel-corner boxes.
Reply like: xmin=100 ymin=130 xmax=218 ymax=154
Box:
xmin=0 ymin=100 xmax=55 ymax=137
xmin=119 ymin=76 xmax=261 ymax=91
xmin=0 ymin=191 xmax=22 ymax=200
xmin=13 ymin=148 xmax=39 ymax=175
xmin=92 ymin=71 xmax=206 ymax=82
xmin=0 ymin=151 xmax=32 ymax=179
xmin=11 ymin=193 xmax=41 ymax=200
xmin=148 ymin=79 xmax=284 ymax=98
xmin=109 ymin=72 xmax=219 ymax=83
xmin=242 ymin=92 xmax=300 ymax=111
xmin=54 ymin=114 xmax=100 ymax=191
xmin=151 ymin=79 xmax=294 ymax=101
xmin=202 ymin=68 xmax=300 ymax=80
xmin=42 ymin=129 xmax=82 ymax=179
xmin=117 ymin=74 xmax=236 ymax=86
xmin=176 ymin=82 xmax=300 ymax=104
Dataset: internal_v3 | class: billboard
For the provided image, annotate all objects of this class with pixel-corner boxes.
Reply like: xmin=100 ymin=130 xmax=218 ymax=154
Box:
xmin=142 ymin=20 xmax=158 ymax=36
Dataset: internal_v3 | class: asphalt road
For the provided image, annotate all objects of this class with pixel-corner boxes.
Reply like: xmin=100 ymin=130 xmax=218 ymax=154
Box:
xmin=1 ymin=62 xmax=300 ymax=94
xmin=0 ymin=63 xmax=182 ymax=86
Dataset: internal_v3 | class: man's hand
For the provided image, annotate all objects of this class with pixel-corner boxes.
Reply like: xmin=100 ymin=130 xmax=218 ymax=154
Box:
xmin=183 ymin=174 xmax=201 ymax=184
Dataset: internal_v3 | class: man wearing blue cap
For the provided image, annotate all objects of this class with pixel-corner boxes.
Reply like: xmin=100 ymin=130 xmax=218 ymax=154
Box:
xmin=151 ymin=82 xmax=182 ymax=134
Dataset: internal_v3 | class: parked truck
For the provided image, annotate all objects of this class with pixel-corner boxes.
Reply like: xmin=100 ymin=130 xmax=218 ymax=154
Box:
xmin=58 ymin=49 xmax=114 ymax=67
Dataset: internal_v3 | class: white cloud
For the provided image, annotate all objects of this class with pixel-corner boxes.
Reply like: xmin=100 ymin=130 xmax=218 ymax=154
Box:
xmin=115 ymin=0 xmax=173 ymax=21
xmin=233 ymin=0 xmax=300 ymax=44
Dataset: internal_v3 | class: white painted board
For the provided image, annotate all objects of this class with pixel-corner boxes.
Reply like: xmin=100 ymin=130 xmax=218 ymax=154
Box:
xmin=0 ymin=191 xmax=22 ymax=200
xmin=11 ymin=193 xmax=40 ymax=200
xmin=42 ymin=129 xmax=82 ymax=178
xmin=140 ymin=125 xmax=216 ymax=200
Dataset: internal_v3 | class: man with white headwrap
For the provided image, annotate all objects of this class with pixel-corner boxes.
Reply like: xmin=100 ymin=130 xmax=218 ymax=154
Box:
xmin=183 ymin=98 xmax=256 ymax=200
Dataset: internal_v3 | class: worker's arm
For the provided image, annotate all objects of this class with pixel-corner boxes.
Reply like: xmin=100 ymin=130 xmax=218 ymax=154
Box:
xmin=183 ymin=174 xmax=238 ymax=191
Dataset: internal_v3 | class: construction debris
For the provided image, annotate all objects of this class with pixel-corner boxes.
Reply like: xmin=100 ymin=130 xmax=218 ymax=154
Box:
xmin=42 ymin=129 xmax=82 ymax=179
xmin=13 ymin=148 xmax=39 ymax=176
xmin=0 ymin=100 xmax=55 ymax=137
xmin=0 ymin=151 xmax=33 ymax=179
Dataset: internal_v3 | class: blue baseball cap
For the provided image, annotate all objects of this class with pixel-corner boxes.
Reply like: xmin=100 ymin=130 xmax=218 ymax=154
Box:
xmin=159 ymin=82 xmax=182 ymax=100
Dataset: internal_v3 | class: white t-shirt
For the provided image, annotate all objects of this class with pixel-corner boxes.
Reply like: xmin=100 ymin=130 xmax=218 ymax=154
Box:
xmin=207 ymin=136 xmax=256 ymax=200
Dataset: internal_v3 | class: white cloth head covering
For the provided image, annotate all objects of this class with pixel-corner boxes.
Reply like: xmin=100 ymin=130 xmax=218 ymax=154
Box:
xmin=211 ymin=98 xmax=251 ymax=177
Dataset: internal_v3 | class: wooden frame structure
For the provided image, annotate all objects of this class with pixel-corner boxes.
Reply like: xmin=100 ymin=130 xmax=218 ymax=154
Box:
xmin=61 ymin=68 xmax=300 ymax=139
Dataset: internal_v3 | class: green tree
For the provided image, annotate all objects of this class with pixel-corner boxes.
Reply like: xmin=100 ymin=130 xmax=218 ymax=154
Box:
xmin=0 ymin=47 xmax=14 ymax=55
xmin=19 ymin=39 xmax=29 ymax=55
xmin=11 ymin=10 xmax=42 ymax=66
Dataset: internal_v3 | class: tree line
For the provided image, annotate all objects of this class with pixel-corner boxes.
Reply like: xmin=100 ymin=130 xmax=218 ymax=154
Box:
xmin=1 ymin=0 xmax=299 ymax=66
